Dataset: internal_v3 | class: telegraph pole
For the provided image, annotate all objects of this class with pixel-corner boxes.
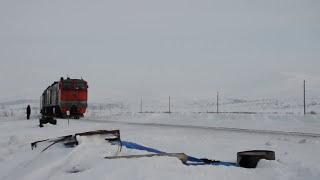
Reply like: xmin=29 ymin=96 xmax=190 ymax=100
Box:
xmin=217 ymin=92 xmax=219 ymax=113
xmin=169 ymin=96 xmax=171 ymax=113
xmin=140 ymin=96 xmax=143 ymax=113
xmin=304 ymin=80 xmax=306 ymax=115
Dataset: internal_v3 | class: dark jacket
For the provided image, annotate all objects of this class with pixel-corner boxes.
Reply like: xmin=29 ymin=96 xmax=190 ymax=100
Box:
xmin=27 ymin=105 xmax=31 ymax=114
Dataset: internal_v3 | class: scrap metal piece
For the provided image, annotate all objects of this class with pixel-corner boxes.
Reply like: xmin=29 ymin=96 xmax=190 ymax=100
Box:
xmin=31 ymin=130 xmax=121 ymax=152
xmin=41 ymin=135 xmax=74 ymax=152
xmin=105 ymin=153 xmax=189 ymax=164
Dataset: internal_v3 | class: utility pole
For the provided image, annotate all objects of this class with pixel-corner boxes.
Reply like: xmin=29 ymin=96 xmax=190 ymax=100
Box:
xmin=140 ymin=97 xmax=143 ymax=113
xmin=217 ymin=92 xmax=219 ymax=113
xmin=169 ymin=96 xmax=171 ymax=113
xmin=304 ymin=80 xmax=306 ymax=115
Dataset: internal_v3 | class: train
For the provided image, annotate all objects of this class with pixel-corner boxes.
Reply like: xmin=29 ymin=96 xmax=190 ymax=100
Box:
xmin=40 ymin=77 xmax=88 ymax=118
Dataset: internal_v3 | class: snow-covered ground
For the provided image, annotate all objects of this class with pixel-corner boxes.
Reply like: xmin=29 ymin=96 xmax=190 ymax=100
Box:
xmin=1 ymin=111 xmax=320 ymax=180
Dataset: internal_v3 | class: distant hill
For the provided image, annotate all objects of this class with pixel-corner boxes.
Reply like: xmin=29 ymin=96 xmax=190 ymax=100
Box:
xmin=0 ymin=99 xmax=38 ymax=106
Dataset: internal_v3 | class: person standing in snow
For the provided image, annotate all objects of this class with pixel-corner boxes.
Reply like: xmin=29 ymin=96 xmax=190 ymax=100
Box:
xmin=26 ymin=105 xmax=31 ymax=120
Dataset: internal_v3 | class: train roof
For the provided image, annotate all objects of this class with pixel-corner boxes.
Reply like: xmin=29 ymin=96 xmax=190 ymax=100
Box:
xmin=60 ymin=77 xmax=87 ymax=82
xmin=42 ymin=78 xmax=87 ymax=93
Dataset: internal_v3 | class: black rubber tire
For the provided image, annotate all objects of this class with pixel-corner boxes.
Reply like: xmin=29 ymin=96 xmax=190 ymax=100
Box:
xmin=39 ymin=116 xmax=57 ymax=126
xmin=237 ymin=150 xmax=275 ymax=168
xmin=50 ymin=119 xmax=57 ymax=125
xmin=39 ymin=117 xmax=48 ymax=125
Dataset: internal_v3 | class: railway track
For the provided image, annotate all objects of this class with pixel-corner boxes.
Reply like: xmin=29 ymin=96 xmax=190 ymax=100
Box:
xmin=84 ymin=118 xmax=320 ymax=138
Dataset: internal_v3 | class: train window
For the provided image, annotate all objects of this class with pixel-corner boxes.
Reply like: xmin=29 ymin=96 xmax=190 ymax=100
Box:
xmin=75 ymin=81 xmax=87 ymax=90
xmin=63 ymin=81 xmax=73 ymax=90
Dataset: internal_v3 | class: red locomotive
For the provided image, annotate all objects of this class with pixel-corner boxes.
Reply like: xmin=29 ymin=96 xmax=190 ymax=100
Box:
xmin=40 ymin=77 xmax=88 ymax=118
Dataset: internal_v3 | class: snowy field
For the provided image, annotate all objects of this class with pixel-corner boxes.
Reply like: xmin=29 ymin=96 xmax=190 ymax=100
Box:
xmin=1 ymin=112 xmax=320 ymax=180
xmin=2 ymin=97 xmax=320 ymax=119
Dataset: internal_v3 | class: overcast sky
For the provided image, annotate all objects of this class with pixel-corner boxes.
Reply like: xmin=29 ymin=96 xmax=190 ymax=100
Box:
xmin=0 ymin=0 xmax=319 ymax=102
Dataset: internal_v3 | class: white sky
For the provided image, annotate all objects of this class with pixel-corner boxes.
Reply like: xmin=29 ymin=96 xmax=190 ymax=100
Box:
xmin=0 ymin=0 xmax=319 ymax=102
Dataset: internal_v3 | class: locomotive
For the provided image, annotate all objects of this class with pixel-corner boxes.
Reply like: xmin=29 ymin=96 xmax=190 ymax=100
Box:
xmin=40 ymin=77 xmax=88 ymax=118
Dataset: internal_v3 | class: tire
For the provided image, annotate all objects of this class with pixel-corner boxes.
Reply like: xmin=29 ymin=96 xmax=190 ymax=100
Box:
xmin=237 ymin=150 xmax=275 ymax=168
xmin=39 ymin=117 xmax=46 ymax=128
xmin=50 ymin=119 xmax=57 ymax=125
xmin=39 ymin=117 xmax=48 ymax=125
xmin=40 ymin=116 xmax=57 ymax=126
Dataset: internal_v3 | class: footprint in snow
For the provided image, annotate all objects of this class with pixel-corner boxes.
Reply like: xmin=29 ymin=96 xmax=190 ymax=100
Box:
xmin=265 ymin=142 xmax=272 ymax=146
xmin=65 ymin=165 xmax=87 ymax=174
xmin=298 ymin=139 xmax=307 ymax=144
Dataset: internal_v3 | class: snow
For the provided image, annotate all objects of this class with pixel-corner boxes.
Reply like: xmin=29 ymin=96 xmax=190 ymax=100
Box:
xmin=2 ymin=97 xmax=320 ymax=120
xmin=0 ymin=111 xmax=320 ymax=180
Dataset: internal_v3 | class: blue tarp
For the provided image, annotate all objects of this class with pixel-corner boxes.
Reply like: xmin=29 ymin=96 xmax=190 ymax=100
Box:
xmin=120 ymin=140 xmax=238 ymax=167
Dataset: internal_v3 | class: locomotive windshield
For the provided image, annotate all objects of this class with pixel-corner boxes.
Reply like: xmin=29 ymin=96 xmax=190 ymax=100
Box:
xmin=62 ymin=80 xmax=87 ymax=90
xmin=62 ymin=81 xmax=73 ymax=90
xmin=75 ymin=81 xmax=87 ymax=90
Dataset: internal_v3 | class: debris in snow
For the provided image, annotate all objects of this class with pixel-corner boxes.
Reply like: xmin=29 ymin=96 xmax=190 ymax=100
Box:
xmin=65 ymin=166 xmax=87 ymax=174
xmin=31 ymin=130 xmax=122 ymax=152
xmin=30 ymin=129 xmax=275 ymax=169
